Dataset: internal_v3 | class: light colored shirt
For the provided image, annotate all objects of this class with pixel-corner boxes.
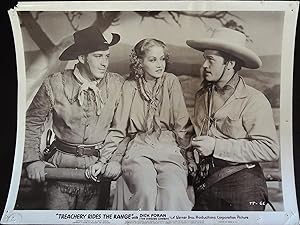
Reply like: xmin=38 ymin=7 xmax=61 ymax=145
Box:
xmin=24 ymin=65 xmax=124 ymax=163
xmin=193 ymin=75 xmax=279 ymax=163
xmin=104 ymin=72 xmax=194 ymax=162
xmin=211 ymin=73 xmax=240 ymax=114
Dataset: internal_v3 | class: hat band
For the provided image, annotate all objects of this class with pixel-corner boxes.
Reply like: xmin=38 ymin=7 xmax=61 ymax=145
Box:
xmin=75 ymin=42 xmax=109 ymax=56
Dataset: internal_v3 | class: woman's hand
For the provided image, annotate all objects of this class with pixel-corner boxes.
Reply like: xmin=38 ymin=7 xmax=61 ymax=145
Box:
xmin=102 ymin=161 xmax=122 ymax=180
xmin=86 ymin=162 xmax=106 ymax=182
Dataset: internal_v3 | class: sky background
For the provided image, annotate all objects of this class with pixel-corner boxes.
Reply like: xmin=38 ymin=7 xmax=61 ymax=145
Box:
xmin=21 ymin=11 xmax=284 ymax=56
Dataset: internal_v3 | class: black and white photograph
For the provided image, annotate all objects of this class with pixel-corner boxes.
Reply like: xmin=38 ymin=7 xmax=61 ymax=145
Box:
xmin=2 ymin=1 xmax=299 ymax=224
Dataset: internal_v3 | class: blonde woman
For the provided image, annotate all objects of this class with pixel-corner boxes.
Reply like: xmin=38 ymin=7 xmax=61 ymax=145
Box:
xmin=89 ymin=38 xmax=194 ymax=210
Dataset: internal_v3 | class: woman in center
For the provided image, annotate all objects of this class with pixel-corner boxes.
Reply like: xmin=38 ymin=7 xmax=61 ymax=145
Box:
xmin=91 ymin=38 xmax=194 ymax=210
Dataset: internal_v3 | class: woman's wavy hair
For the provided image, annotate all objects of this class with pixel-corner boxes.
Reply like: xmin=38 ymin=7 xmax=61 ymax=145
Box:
xmin=129 ymin=38 xmax=170 ymax=80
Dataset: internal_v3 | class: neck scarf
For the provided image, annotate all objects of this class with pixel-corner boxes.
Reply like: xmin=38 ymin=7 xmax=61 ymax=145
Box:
xmin=197 ymin=73 xmax=239 ymax=179
xmin=73 ymin=67 xmax=104 ymax=116
xmin=138 ymin=73 xmax=166 ymax=139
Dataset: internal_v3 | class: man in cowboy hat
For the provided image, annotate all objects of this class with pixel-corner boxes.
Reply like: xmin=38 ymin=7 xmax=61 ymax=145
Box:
xmin=186 ymin=27 xmax=279 ymax=211
xmin=24 ymin=26 xmax=124 ymax=209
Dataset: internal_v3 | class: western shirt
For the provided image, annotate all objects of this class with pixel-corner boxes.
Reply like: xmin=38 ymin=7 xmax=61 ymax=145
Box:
xmin=193 ymin=75 xmax=279 ymax=163
xmin=24 ymin=66 xmax=125 ymax=163
xmin=104 ymin=72 xmax=194 ymax=162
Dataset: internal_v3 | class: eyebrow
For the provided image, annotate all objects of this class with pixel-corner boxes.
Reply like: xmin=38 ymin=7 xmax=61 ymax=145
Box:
xmin=147 ymin=54 xmax=165 ymax=58
xmin=92 ymin=53 xmax=110 ymax=57
xmin=203 ymin=54 xmax=214 ymax=59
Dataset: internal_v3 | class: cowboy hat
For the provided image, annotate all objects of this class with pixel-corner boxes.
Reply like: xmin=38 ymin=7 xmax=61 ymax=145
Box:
xmin=186 ymin=28 xmax=262 ymax=69
xmin=59 ymin=26 xmax=120 ymax=61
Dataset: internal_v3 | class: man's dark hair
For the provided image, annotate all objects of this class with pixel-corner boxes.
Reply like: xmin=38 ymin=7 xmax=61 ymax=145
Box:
xmin=219 ymin=51 xmax=242 ymax=72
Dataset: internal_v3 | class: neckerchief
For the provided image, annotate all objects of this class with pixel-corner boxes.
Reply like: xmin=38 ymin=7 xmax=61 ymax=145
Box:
xmin=139 ymin=73 xmax=166 ymax=140
xmin=203 ymin=73 xmax=239 ymax=115
xmin=73 ymin=66 xmax=104 ymax=116
xmin=196 ymin=73 xmax=239 ymax=180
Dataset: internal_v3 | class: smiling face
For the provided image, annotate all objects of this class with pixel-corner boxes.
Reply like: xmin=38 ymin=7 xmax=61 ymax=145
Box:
xmin=80 ymin=49 xmax=110 ymax=80
xmin=202 ymin=50 xmax=227 ymax=82
xmin=142 ymin=46 xmax=166 ymax=80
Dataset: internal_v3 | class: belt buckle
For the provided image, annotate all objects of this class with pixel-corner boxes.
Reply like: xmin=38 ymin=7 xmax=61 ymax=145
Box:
xmin=76 ymin=145 xmax=85 ymax=157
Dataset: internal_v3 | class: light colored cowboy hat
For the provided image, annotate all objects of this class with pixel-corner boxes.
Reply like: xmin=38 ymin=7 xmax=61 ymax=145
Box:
xmin=59 ymin=26 xmax=120 ymax=61
xmin=186 ymin=28 xmax=262 ymax=69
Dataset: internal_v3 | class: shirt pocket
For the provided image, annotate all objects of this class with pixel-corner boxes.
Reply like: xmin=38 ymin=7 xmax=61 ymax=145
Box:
xmin=220 ymin=115 xmax=247 ymax=138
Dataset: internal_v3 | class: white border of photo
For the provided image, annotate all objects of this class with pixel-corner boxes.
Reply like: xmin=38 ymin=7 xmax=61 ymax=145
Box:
xmin=3 ymin=1 xmax=299 ymax=224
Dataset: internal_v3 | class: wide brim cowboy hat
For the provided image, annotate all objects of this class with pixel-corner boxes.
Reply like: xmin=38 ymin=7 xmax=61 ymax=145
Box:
xmin=186 ymin=28 xmax=262 ymax=69
xmin=59 ymin=26 xmax=120 ymax=61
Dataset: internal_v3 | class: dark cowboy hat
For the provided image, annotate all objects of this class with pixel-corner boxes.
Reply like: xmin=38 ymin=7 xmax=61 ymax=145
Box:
xmin=186 ymin=28 xmax=262 ymax=69
xmin=59 ymin=26 xmax=120 ymax=61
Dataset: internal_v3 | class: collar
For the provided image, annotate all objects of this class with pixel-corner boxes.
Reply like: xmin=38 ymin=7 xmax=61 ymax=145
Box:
xmin=196 ymin=74 xmax=248 ymax=99
xmin=73 ymin=64 xmax=110 ymax=90
xmin=232 ymin=76 xmax=248 ymax=99
xmin=62 ymin=64 xmax=109 ymax=104
xmin=139 ymin=73 xmax=165 ymax=102
xmin=73 ymin=65 xmax=100 ymax=86
xmin=222 ymin=73 xmax=240 ymax=89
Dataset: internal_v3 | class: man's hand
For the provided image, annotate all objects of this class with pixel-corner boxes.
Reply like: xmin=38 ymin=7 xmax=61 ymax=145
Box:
xmin=102 ymin=161 xmax=122 ymax=180
xmin=191 ymin=136 xmax=216 ymax=157
xmin=26 ymin=161 xmax=46 ymax=183
xmin=86 ymin=162 xmax=106 ymax=182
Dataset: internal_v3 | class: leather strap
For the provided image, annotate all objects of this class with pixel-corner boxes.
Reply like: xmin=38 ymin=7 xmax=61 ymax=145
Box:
xmin=196 ymin=164 xmax=255 ymax=192
xmin=53 ymin=138 xmax=102 ymax=157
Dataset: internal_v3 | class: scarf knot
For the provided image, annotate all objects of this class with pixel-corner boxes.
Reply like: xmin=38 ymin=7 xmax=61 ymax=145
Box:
xmin=74 ymin=66 xmax=104 ymax=116
xmin=138 ymin=74 xmax=166 ymax=141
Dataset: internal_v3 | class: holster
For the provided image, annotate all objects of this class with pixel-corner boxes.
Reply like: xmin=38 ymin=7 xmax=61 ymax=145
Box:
xmin=43 ymin=129 xmax=57 ymax=161
xmin=43 ymin=142 xmax=57 ymax=161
